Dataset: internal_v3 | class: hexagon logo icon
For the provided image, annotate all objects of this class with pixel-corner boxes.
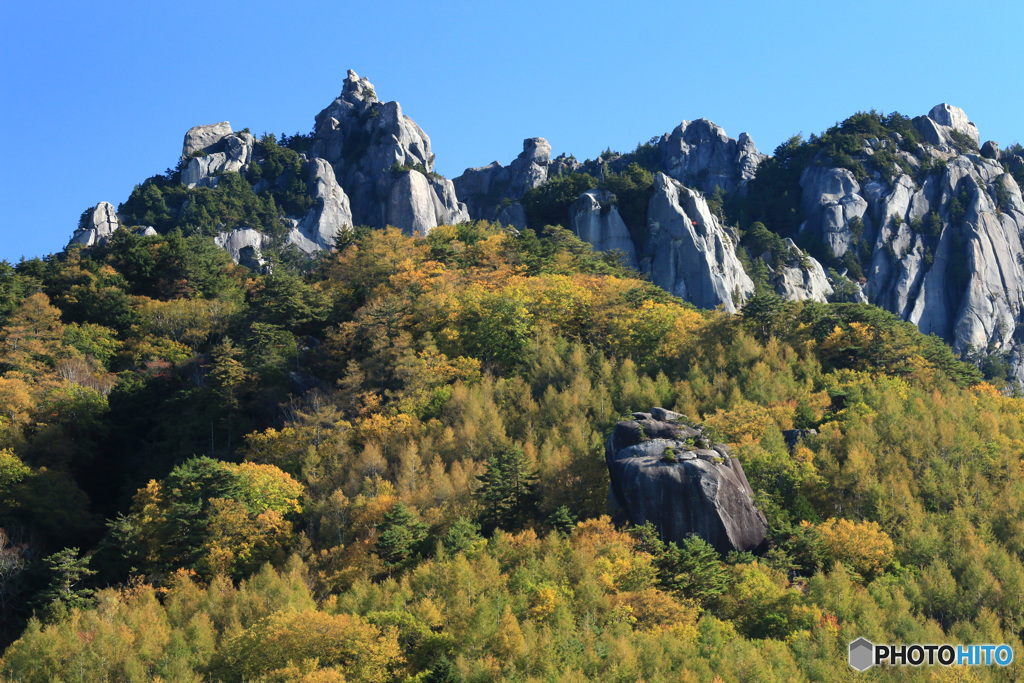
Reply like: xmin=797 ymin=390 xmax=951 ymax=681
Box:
xmin=849 ymin=638 xmax=874 ymax=671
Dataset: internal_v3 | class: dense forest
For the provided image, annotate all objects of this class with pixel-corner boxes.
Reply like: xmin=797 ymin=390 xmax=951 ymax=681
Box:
xmin=1 ymin=216 xmax=1023 ymax=681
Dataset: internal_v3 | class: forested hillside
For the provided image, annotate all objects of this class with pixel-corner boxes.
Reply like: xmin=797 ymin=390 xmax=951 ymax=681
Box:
xmin=1 ymin=220 xmax=1023 ymax=680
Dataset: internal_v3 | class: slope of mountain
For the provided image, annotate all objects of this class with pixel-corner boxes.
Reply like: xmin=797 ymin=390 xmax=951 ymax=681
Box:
xmin=8 ymin=72 xmax=1024 ymax=680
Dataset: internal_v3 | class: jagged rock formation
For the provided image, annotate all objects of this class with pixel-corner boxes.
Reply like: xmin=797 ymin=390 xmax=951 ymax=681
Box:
xmin=659 ymin=119 xmax=765 ymax=195
xmin=66 ymin=80 xmax=1024 ymax=389
xmin=606 ymin=408 xmax=768 ymax=554
xmin=453 ymin=137 xmax=580 ymax=226
xmin=69 ymin=203 xmax=161 ymax=248
xmin=794 ymin=104 xmax=1024 ymax=380
xmin=309 ymin=70 xmax=468 ymax=232
xmin=286 ymin=159 xmax=353 ymax=253
xmin=69 ymin=202 xmax=120 ymax=247
xmin=568 ymin=190 xmax=639 ymax=269
xmin=642 ymin=174 xmax=754 ymax=312
xmin=181 ymin=123 xmax=254 ymax=188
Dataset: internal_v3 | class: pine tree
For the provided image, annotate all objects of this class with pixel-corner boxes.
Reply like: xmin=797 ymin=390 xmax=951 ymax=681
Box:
xmin=37 ymin=547 xmax=96 ymax=621
xmin=475 ymin=443 xmax=538 ymax=534
xmin=208 ymin=337 xmax=248 ymax=453
xmin=441 ymin=516 xmax=483 ymax=556
xmin=545 ymin=505 xmax=577 ymax=535
xmin=657 ymin=535 xmax=730 ymax=606
xmin=375 ymin=502 xmax=428 ymax=573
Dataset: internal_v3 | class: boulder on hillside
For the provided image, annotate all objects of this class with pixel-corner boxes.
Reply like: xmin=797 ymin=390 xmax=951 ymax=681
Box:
xmin=182 ymin=122 xmax=233 ymax=158
xmin=768 ymin=239 xmax=833 ymax=302
xmin=606 ymin=409 xmax=768 ymax=554
xmin=214 ymin=228 xmax=271 ymax=271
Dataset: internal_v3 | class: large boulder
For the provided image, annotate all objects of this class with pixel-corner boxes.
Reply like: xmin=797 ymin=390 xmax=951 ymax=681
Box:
xmin=182 ymin=122 xmax=233 ymax=158
xmin=69 ymin=202 xmax=120 ymax=247
xmin=641 ymin=173 xmax=754 ymax=312
xmin=568 ymin=189 xmax=639 ymax=269
xmin=606 ymin=410 xmax=768 ymax=554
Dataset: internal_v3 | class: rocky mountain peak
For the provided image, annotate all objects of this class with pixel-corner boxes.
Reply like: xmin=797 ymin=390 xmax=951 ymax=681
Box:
xmin=521 ymin=137 xmax=551 ymax=164
xmin=659 ymin=118 xmax=765 ymax=196
xmin=913 ymin=103 xmax=981 ymax=150
xmin=341 ymin=69 xmax=378 ymax=103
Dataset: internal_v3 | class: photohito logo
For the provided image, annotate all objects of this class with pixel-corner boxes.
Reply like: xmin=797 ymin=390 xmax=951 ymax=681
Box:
xmin=849 ymin=638 xmax=1013 ymax=671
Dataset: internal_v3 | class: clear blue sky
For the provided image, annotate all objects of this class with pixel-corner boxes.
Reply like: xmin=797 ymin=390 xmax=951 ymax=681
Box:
xmin=2 ymin=0 xmax=1021 ymax=262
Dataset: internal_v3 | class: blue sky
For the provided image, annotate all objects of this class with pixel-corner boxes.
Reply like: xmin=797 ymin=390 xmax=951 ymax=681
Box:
xmin=2 ymin=0 xmax=1022 ymax=262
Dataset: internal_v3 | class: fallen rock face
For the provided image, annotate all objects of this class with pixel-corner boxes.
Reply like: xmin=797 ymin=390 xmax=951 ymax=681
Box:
xmin=69 ymin=202 xmax=120 ymax=247
xmin=642 ymin=173 xmax=754 ymax=312
xmin=606 ymin=409 xmax=768 ymax=554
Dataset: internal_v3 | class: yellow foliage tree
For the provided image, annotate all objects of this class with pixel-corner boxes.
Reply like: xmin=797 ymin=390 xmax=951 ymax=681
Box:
xmin=813 ymin=518 xmax=895 ymax=577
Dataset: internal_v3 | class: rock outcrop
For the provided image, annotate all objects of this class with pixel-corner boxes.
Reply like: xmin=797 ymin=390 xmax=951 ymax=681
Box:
xmin=181 ymin=122 xmax=255 ymax=188
xmin=659 ymin=119 xmax=765 ymax=195
xmin=568 ymin=189 xmax=639 ymax=269
xmin=69 ymin=202 xmax=120 ymax=247
xmin=641 ymin=174 xmax=754 ymax=312
xmin=765 ymin=239 xmax=833 ymax=303
xmin=799 ymin=165 xmax=871 ymax=259
xmin=214 ymin=228 xmax=271 ymax=271
xmin=309 ymin=70 xmax=467 ymax=233
xmin=914 ymin=104 xmax=981 ymax=151
xmin=182 ymin=122 xmax=233 ymax=158
xmin=606 ymin=409 xmax=768 ymax=554
xmin=453 ymin=137 xmax=578 ymax=224
xmin=286 ymin=159 xmax=353 ymax=253
xmin=795 ymin=103 xmax=1024 ymax=382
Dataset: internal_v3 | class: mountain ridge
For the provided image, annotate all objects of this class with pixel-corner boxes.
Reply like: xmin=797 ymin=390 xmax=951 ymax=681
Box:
xmin=67 ymin=70 xmax=1024 ymax=385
